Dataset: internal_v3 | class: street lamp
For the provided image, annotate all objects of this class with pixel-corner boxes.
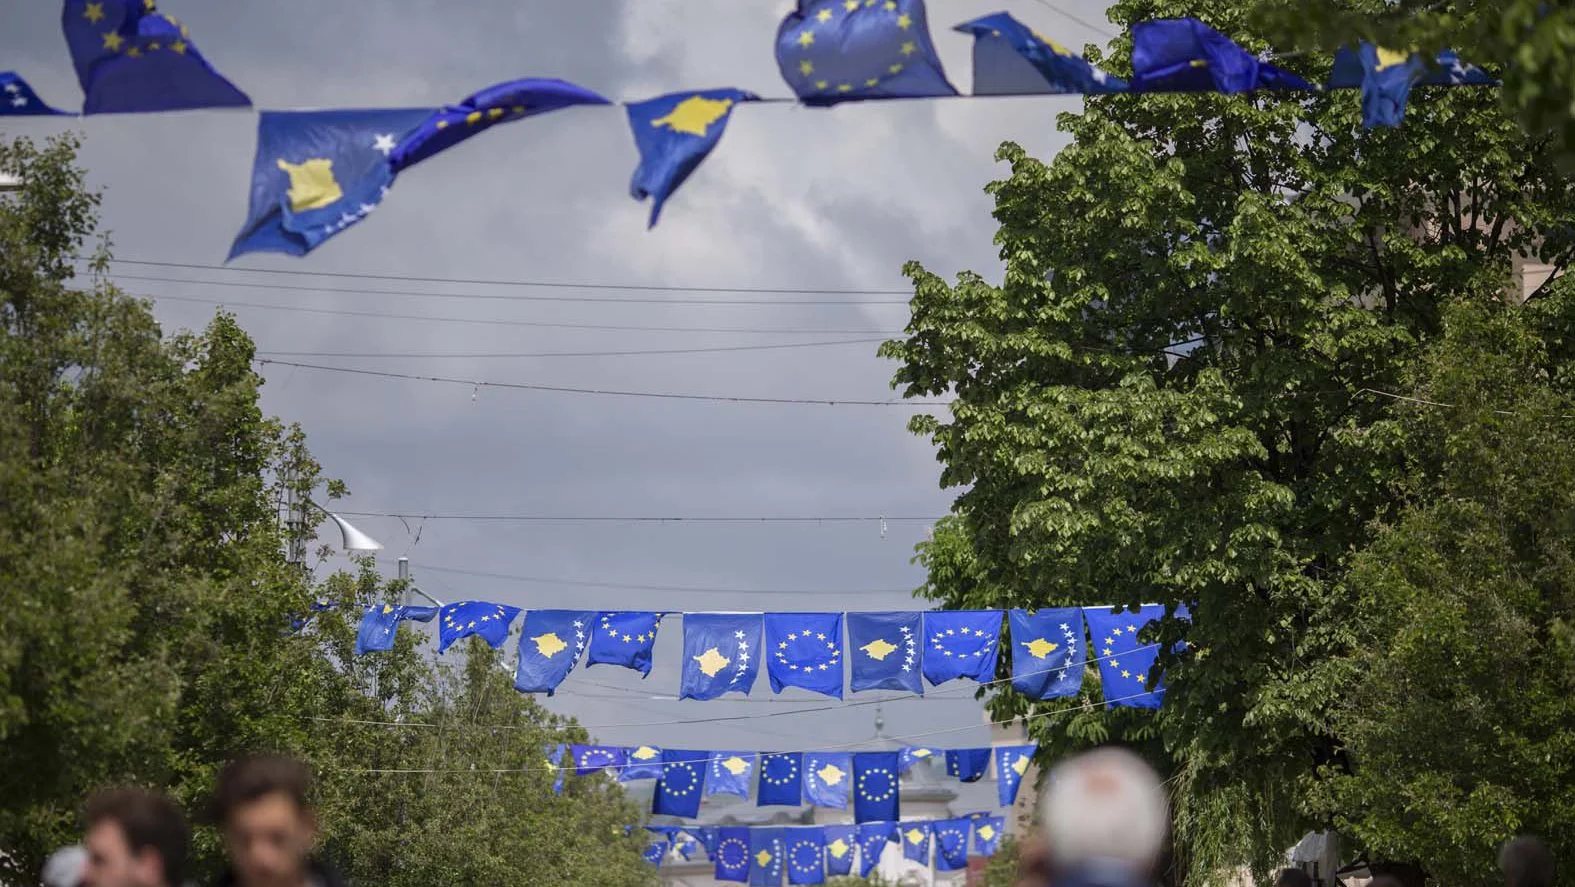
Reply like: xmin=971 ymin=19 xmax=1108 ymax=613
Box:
xmin=0 ymin=172 xmax=23 ymax=192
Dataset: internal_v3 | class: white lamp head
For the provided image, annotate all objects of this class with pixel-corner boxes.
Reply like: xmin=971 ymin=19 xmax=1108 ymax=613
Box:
xmin=326 ymin=512 xmax=383 ymax=552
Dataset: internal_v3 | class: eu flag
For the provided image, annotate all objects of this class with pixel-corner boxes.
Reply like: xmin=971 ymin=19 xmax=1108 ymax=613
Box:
xmin=680 ymin=613 xmax=762 ymax=700
xmin=1008 ymin=608 xmax=1085 ymax=699
xmin=944 ymin=748 xmax=991 ymax=783
xmin=572 ymin=743 xmax=627 ymax=776
xmin=644 ymin=838 xmax=669 ymax=866
xmin=0 ymin=72 xmax=69 ymax=116
xmin=353 ymin=602 xmax=437 ymax=655
xmin=586 ymin=612 xmax=662 ymax=676
xmin=774 ymin=0 xmax=957 ymax=106
xmin=954 ymin=13 xmax=1127 ymax=95
xmin=677 ymin=836 xmax=700 ymax=861
xmin=802 ymin=752 xmax=852 ymax=809
xmin=61 ymin=0 xmax=249 ymax=114
xmin=546 ymin=743 xmax=568 ymax=794
xmin=934 ymin=819 xmax=971 ymax=871
xmin=846 ymin=611 xmax=922 ymax=695
xmin=621 ymin=745 xmax=665 ymax=781
xmin=228 ymin=108 xmax=433 ymax=260
xmin=765 ymin=612 xmax=845 ymax=698
xmin=995 ymin=744 xmax=1037 ymax=806
xmin=757 ymin=753 xmax=803 ymax=806
xmin=653 ymin=749 xmax=709 ymax=818
xmin=852 ymin=751 xmax=900 ymax=823
xmin=1129 ymin=18 xmax=1313 ymax=94
xmin=1083 ymin=604 xmax=1186 ymax=708
xmin=898 ymin=746 xmax=939 ymax=773
xmin=974 ymin=815 xmax=1004 ymax=856
xmin=749 ymin=828 xmax=786 ymax=887
xmin=921 ymin=611 xmax=1002 ymax=686
xmin=627 ymin=89 xmax=757 ymax=228
xmin=709 ymin=751 xmax=756 ymax=797
xmin=824 ymin=825 xmax=857 ymax=877
xmin=389 ymin=78 xmax=608 ymax=172
xmin=513 ymin=609 xmax=592 ymax=694
xmin=1327 ymin=44 xmax=1495 ymax=128
xmin=786 ymin=828 xmax=826 ymax=886
xmin=436 ymin=601 xmax=520 ymax=653
xmin=856 ymin=822 xmax=895 ymax=877
xmin=715 ymin=827 xmax=753 ymax=883
xmin=900 ymin=822 xmax=931 ymax=864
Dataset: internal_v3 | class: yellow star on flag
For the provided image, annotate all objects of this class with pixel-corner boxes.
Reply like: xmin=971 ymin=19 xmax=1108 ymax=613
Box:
xmin=797 ymin=30 xmax=815 ymax=48
xmin=83 ymin=2 xmax=105 ymax=23
xmin=799 ymin=60 xmax=815 ymax=77
xmin=900 ymin=41 xmax=917 ymax=56
xmin=693 ymin=647 xmax=732 ymax=677
xmin=896 ymin=13 xmax=912 ymax=29
xmin=816 ymin=7 xmax=833 ymax=22
xmin=102 ymin=31 xmax=124 ymax=52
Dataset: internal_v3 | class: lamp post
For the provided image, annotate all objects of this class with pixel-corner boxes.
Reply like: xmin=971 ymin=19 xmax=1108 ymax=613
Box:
xmin=0 ymin=173 xmax=23 ymax=192
xmin=396 ymin=556 xmax=443 ymax=608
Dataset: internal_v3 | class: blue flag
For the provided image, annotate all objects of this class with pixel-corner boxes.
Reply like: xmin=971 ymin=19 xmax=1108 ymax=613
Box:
xmin=774 ymin=0 xmax=957 ymax=105
xmin=546 ymin=743 xmax=568 ymax=794
xmin=898 ymin=746 xmax=940 ymax=773
xmin=587 ymin=611 xmax=662 ymax=676
xmin=802 ymin=752 xmax=852 ymax=809
xmin=353 ymin=603 xmax=437 ymax=655
xmin=954 ymin=13 xmax=1127 ymax=95
xmin=644 ymin=839 xmax=669 ymax=865
xmin=757 ymin=753 xmax=803 ymax=806
xmin=765 ymin=612 xmax=845 ymax=698
xmin=852 ymin=751 xmax=900 ymax=823
xmin=61 ymin=0 xmax=249 ymax=114
xmin=389 ymin=78 xmax=609 ymax=172
xmin=846 ymin=611 xmax=922 ymax=695
xmin=974 ymin=815 xmax=1005 ymax=856
xmin=513 ymin=609 xmax=592 ymax=694
xmin=1327 ymin=44 xmax=1495 ymax=128
xmin=934 ymin=818 xmax=971 ymax=871
xmin=995 ymin=744 xmax=1037 ymax=806
xmin=1084 ymin=604 xmax=1186 ymax=708
xmin=0 ymin=72 xmax=69 ymax=116
xmin=653 ymin=749 xmax=709 ymax=818
xmin=900 ymin=822 xmax=931 ymax=864
xmin=786 ymin=828 xmax=826 ymax=886
xmin=856 ymin=822 xmax=896 ymax=877
xmin=436 ymin=601 xmax=520 ymax=653
xmin=945 ymin=748 xmax=991 ymax=783
xmin=677 ymin=837 xmax=700 ymax=861
xmin=922 ymin=611 xmax=1002 ymax=686
xmin=680 ymin=613 xmax=763 ymax=700
xmin=716 ymin=827 xmax=753 ymax=883
xmin=1129 ymin=18 xmax=1313 ymax=94
xmin=572 ymin=743 xmax=627 ymax=776
xmin=621 ymin=745 xmax=665 ymax=781
xmin=1009 ymin=608 xmax=1085 ymax=699
xmin=749 ymin=828 xmax=786 ymax=887
xmin=228 ymin=108 xmax=433 ymax=259
xmin=627 ymin=89 xmax=757 ymax=228
xmin=709 ymin=751 xmax=756 ymax=797
xmin=824 ymin=825 xmax=857 ymax=877
xmin=689 ymin=827 xmax=720 ymax=858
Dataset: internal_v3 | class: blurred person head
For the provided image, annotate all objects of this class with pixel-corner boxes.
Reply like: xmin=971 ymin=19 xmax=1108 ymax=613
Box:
xmin=209 ymin=756 xmax=316 ymax=887
xmin=1367 ymin=876 xmax=1404 ymax=887
xmin=41 ymin=845 xmax=88 ymax=887
xmin=1038 ymin=747 xmax=1169 ymax=883
xmin=80 ymin=789 xmax=189 ymax=887
xmin=1500 ymin=836 xmax=1555 ymax=887
xmin=1275 ymin=868 xmax=1314 ymax=887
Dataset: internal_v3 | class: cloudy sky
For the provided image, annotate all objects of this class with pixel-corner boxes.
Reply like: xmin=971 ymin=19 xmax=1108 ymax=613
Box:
xmin=2 ymin=0 xmax=1114 ymax=802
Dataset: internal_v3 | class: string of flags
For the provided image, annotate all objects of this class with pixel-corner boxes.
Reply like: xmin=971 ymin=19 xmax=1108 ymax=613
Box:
xmin=354 ymin=604 xmax=1189 ymax=709
xmin=3 ymin=1 xmax=1497 ymax=247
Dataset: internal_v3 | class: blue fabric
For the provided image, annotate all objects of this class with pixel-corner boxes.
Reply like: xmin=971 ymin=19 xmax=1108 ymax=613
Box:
xmin=995 ymin=744 xmax=1037 ymax=806
xmin=757 ymin=752 xmax=804 ymax=806
xmin=627 ymin=88 xmax=757 ymax=228
xmin=955 ymin=13 xmax=1127 ymax=95
xmin=945 ymin=747 xmax=991 ymax=782
xmin=1328 ymin=45 xmax=1496 ymax=88
xmin=1009 ymin=608 xmax=1086 ymax=699
xmin=898 ymin=745 xmax=940 ymax=773
xmin=680 ymin=613 xmax=763 ymax=700
xmin=688 ymin=827 xmax=720 ymax=858
xmin=571 ymin=743 xmax=627 ymax=776
xmin=899 ymin=821 xmax=931 ymax=864
xmin=644 ymin=839 xmax=669 ymax=865
xmin=353 ymin=603 xmax=437 ymax=654
xmin=513 ymin=609 xmax=592 ymax=694
xmin=846 ymin=611 xmax=923 ymax=694
xmin=436 ymin=601 xmax=521 ymax=653
xmin=802 ymin=752 xmax=852 ymax=809
xmin=934 ymin=818 xmax=971 ymax=871
xmin=621 ymin=745 xmax=665 ymax=781
xmin=715 ymin=827 xmax=753 ymax=882
xmin=765 ymin=612 xmax=845 ymax=698
xmin=856 ymin=822 xmax=896 ymax=877
xmin=653 ymin=749 xmax=709 ymax=817
xmin=824 ymin=825 xmax=857 ymax=877
xmin=774 ymin=0 xmax=956 ymax=105
xmin=749 ymin=828 xmax=786 ymax=887
xmin=1326 ymin=44 xmax=1495 ymax=127
xmin=786 ymin=828 xmax=826 ymax=885
xmin=852 ymin=751 xmax=900 ymax=823
xmin=61 ymin=0 xmax=249 ymax=114
xmin=921 ymin=610 xmax=1002 ymax=686
xmin=708 ymin=750 xmax=756 ymax=797
xmin=389 ymin=77 xmax=608 ymax=172
xmin=586 ymin=611 xmax=661 ymax=675
xmin=1129 ymin=18 xmax=1314 ymax=94
xmin=1083 ymin=604 xmax=1187 ymax=708
xmin=973 ymin=815 xmax=1005 ymax=856
xmin=546 ymin=743 xmax=568 ymax=794
xmin=0 ymin=72 xmax=69 ymax=116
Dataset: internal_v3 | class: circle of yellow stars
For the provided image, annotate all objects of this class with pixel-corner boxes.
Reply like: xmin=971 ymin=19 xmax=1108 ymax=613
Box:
xmin=761 ymin=753 xmax=800 ymax=786
xmin=855 ymin=763 xmax=896 ymax=801
xmin=774 ymin=622 xmax=843 ymax=673
xmin=790 ymin=0 xmax=920 ymax=95
xmin=1100 ymin=620 xmax=1148 ymax=684
xmin=83 ymin=2 xmax=192 ymax=59
xmin=790 ymin=839 xmax=823 ymax=874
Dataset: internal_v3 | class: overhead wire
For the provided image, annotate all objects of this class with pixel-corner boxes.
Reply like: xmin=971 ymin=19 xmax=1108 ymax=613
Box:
xmin=390 ymin=561 xmax=921 ymax=596
xmin=254 ymin=339 xmax=888 ymax=360
xmin=348 ymin=511 xmax=940 ymax=523
xmin=1026 ymin=0 xmax=1119 ymax=40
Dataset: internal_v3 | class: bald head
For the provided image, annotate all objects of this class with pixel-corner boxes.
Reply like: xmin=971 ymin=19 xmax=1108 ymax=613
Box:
xmin=1039 ymin=748 xmax=1168 ymax=875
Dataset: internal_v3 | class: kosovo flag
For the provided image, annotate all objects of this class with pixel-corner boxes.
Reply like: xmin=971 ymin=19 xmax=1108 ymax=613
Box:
xmin=546 ymin=743 xmax=568 ymax=794
xmin=587 ymin=612 xmax=662 ymax=676
xmin=709 ymin=751 xmax=756 ymax=797
xmin=954 ymin=13 xmax=1127 ymax=95
xmin=786 ymin=828 xmax=826 ymax=886
xmin=945 ymin=748 xmax=991 ymax=783
xmin=1327 ymin=44 xmax=1495 ymax=128
xmin=653 ymin=749 xmax=709 ymax=817
xmin=802 ymin=752 xmax=852 ymax=809
xmin=934 ymin=819 xmax=971 ymax=871
xmin=389 ymin=78 xmax=609 ymax=172
xmin=995 ymin=744 xmax=1037 ymax=806
xmin=0 ymin=72 xmax=69 ymax=116
xmin=680 ymin=613 xmax=763 ymax=700
xmin=765 ymin=612 xmax=845 ymax=698
xmin=1129 ymin=18 xmax=1314 ymax=94
xmin=852 ymin=751 xmax=900 ymax=823
xmin=513 ymin=609 xmax=592 ymax=694
xmin=61 ymin=0 xmax=249 ymax=114
xmin=757 ymin=753 xmax=804 ymax=806
xmin=824 ymin=825 xmax=857 ymax=877
xmin=856 ymin=822 xmax=896 ymax=877
xmin=436 ymin=601 xmax=520 ymax=653
xmin=353 ymin=602 xmax=437 ymax=654
xmin=974 ymin=815 xmax=1005 ymax=856
xmin=228 ymin=108 xmax=433 ymax=259
xmin=644 ymin=838 xmax=669 ymax=866
xmin=677 ymin=836 xmax=700 ymax=861
xmin=621 ymin=745 xmax=665 ymax=781
xmin=774 ymin=0 xmax=957 ymax=106
xmin=716 ymin=827 xmax=753 ymax=883
xmin=626 ymin=88 xmax=757 ymax=228
xmin=572 ymin=743 xmax=627 ymax=776
xmin=846 ymin=611 xmax=922 ymax=695
xmin=900 ymin=822 xmax=931 ymax=864
xmin=749 ymin=828 xmax=786 ymax=887
xmin=921 ymin=611 xmax=1002 ymax=686
xmin=898 ymin=746 xmax=940 ymax=773
xmin=1083 ymin=604 xmax=1187 ymax=708
xmin=1009 ymin=608 xmax=1085 ymax=699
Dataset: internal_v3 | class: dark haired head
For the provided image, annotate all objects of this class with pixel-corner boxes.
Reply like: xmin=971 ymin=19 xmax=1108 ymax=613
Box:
xmin=1368 ymin=876 xmax=1405 ymax=887
xmin=1501 ymin=836 xmax=1556 ymax=887
xmin=208 ymin=755 xmax=313 ymax=826
xmin=83 ymin=788 xmax=189 ymax=886
xmin=1275 ymin=868 xmax=1314 ymax=887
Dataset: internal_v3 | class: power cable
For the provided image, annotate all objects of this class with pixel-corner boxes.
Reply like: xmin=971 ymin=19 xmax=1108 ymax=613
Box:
xmin=349 ymin=511 xmax=940 ymax=523
xmin=253 ymin=338 xmax=886 ymax=360
xmin=392 ymin=561 xmax=920 ymax=596
xmin=1027 ymin=0 xmax=1119 ymax=40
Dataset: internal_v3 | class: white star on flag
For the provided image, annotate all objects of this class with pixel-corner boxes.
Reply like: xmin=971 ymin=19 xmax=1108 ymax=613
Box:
xmin=372 ymin=133 xmax=397 ymax=155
